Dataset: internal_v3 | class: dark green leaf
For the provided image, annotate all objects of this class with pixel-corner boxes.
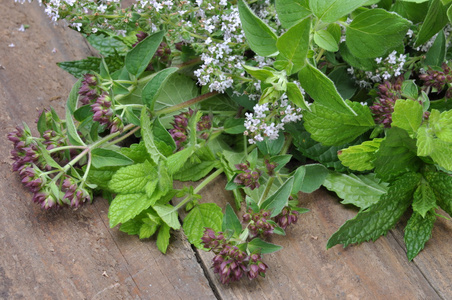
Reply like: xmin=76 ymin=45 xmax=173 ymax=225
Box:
xmin=424 ymin=171 xmax=452 ymax=217
xmin=86 ymin=34 xmax=129 ymax=56
xmin=314 ymin=29 xmax=339 ymax=52
xmin=65 ymin=79 xmax=85 ymax=146
xmin=125 ymin=30 xmax=165 ymax=77
xmin=404 ymin=210 xmax=436 ymax=260
xmin=328 ymin=66 xmax=358 ymax=100
xmin=142 ymin=67 xmax=178 ymax=110
xmin=292 ymin=164 xmax=328 ymax=194
xmin=412 ymin=180 xmax=438 ymax=218
xmin=425 ymin=30 xmax=447 ymax=67
xmin=310 ymin=0 xmax=369 ymax=23
xmin=327 ymin=172 xmax=421 ymax=249
xmin=57 ymin=57 xmax=101 ymax=78
xmin=224 ymin=118 xmax=246 ymax=134
xmin=256 ymin=134 xmax=285 ymax=156
xmin=416 ymin=0 xmax=449 ymax=46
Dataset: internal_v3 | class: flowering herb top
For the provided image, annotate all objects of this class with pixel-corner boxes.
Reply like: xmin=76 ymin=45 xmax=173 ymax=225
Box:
xmin=10 ymin=0 xmax=452 ymax=285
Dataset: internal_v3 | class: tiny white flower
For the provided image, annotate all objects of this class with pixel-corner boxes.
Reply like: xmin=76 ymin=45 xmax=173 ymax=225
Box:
xmin=8 ymin=43 xmax=15 ymax=48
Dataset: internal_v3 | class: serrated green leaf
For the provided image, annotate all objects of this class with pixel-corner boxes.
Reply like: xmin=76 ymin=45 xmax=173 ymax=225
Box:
xmin=430 ymin=139 xmax=452 ymax=170
xmin=374 ymin=127 xmax=422 ymax=181
xmin=120 ymin=141 xmax=151 ymax=163
xmin=412 ymin=180 xmax=437 ymax=218
xmin=415 ymin=0 xmax=449 ymax=47
xmin=276 ymin=18 xmax=310 ymax=74
xmin=166 ymin=146 xmax=195 ymax=175
xmin=153 ymin=204 xmax=181 ymax=230
xmin=156 ymin=223 xmax=171 ymax=254
xmin=392 ymin=99 xmax=423 ymax=136
xmin=303 ymin=101 xmax=374 ymax=146
xmin=275 ymin=0 xmax=311 ymax=29
xmin=222 ymin=204 xmax=243 ymax=236
xmin=108 ymin=193 xmax=153 ymax=227
xmin=91 ymin=148 xmax=134 ymax=169
xmin=404 ymin=210 xmax=436 ymax=260
xmin=108 ymin=161 xmax=156 ymax=194
xmin=310 ymin=0 xmax=369 ymax=23
xmin=139 ymin=222 xmax=158 ymax=239
xmin=57 ymin=57 xmax=101 ymax=78
xmin=323 ymin=172 xmax=389 ymax=209
xmin=119 ymin=218 xmax=142 ymax=236
xmin=66 ymin=80 xmax=85 ymax=146
xmin=86 ymin=167 xmax=118 ymax=190
xmin=183 ymin=203 xmax=223 ymax=249
xmin=424 ymin=171 xmax=452 ymax=217
xmin=261 ymin=177 xmax=294 ymax=217
xmin=327 ymin=172 xmax=421 ymax=249
xmin=314 ymin=29 xmax=339 ymax=52
xmin=436 ymin=110 xmax=452 ymax=142
xmin=125 ymin=30 xmax=164 ymax=77
xmin=142 ymin=67 xmax=178 ymax=110
xmin=416 ymin=124 xmax=434 ymax=156
xmin=238 ymin=0 xmax=278 ymax=57
xmin=338 ymin=138 xmax=383 ymax=171
xmin=153 ymin=117 xmax=176 ymax=154
xmin=298 ymin=63 xmax=357 ymax=115
xmin=174 ymin=148 xmax=219 ymax=182
xmin=346 ymin=8 xmax=411 ymax=58
xmin=247 ymin=238 xmax=283 ymax=254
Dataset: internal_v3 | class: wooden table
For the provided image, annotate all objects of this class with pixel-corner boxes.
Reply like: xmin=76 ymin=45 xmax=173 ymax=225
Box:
xmin=1 ymin=2 xmax=451 ymax=299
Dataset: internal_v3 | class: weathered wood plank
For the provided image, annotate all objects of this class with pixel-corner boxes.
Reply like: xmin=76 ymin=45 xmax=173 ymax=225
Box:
xmin=0 ymin=2 xmax=215 ymax=299
xmin=187 ymin=175 xmax=444 ymax=299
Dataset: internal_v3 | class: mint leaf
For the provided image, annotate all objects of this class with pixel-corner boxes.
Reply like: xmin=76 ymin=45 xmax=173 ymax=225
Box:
xmin=391 ymin=99 xmax=423 ymax=136
xmin=286 ymin=82 xmax=310 ymax=110
xmin=86 ymin=167 xmax=118 ymax=191
xmin=424 ymin=171 xmax=452 ymax=217
xmin=156 ymin=223 xmax=171 ymax=254
xmin=86 ymin=34 xmax=128 ymax=56
xmin=167 ymin=146 xmax=195 ymax=175
xmin=323 ymin=172 xmax=389 ymax=209
xmin=108 ymin=161 xmax=156 ymax=194
xmin=303 ymin=102 xmax=375 ymax=146
xmin=57 ymin=57 xmax=102 ymax=78
xmin=153 ymin=204 xmax=181 ymax=230
xmin=327 ymin=172 xmax=421 ymax=249
xmin=275 ymin=0 xmax=311 ymax=29
xmin=425 ymin=29 xmax=447 ymax=67
xmin=222 ymin=204 xmax=243 ymax=237
xmin=91 ymin=148 xmax=134 ymax=169
xmin=108 ymin=193 xmax=153 ymax=227
xmin=238 ymin=0 xmax=278 ymax=56
xmin=276 ymin=17 xmax=311 ymax=74
xmin=120 ymin=141 xmax=151 ymax=163
xmin=416 ymin=124 xmax=434 ymax=156
xmin=404 ymin=210 xmax=436 ymax=260
xmin=338 ymin=138 xmax=383 ymax=171
xmin=247 ymin=238 xmax=283 ymax=254
xmin=120 ymin=218 xmax=142 ymax=236
xmin=174 ymin=147 xmax=219 ymax=181
xmin=139 ymin=222 xmax=158 ymax=239
xmin=346 ymin=8 xmax=411 ymax=58
xmin=125 ymin=30 xmax=164 ymax=77
xmin=298 ymin=63 xmax=356 ymax=115
xmin=412 ymin=180 xmax=438 ymax=218
xmin=183 ymin=203 xmax=223 ymax=249
xmin=261 ymin=177 xmax=294 ymax=217
xmin=430 ymin=139 xmax=452 ymax=171
xmin=374 ymin=127 xmax=421 ymax=181
xmin=310 ymin=0 xmax=369 ymax=23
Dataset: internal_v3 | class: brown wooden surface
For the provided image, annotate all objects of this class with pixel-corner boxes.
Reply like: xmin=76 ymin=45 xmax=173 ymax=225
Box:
xmin=1 ymin=2 xmax=452 ymax=300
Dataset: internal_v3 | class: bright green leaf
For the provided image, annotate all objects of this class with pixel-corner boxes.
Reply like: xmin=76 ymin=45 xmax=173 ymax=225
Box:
xmin=108 ymin=161 xmax=156 ymax=194
xmin=125 ymin=30 xmax=165 ymax=77
xmin=108 ymin=193 xmax=153 ymax=227
xmin=425 ymin=30 xmax=446 ymax=67
xmin=338 ymin=138 xmax=383 ymax=171
xmin=247 ymin=238 xmax=283 ymax=254
xmin=286 ymin=82 xmax=310 ymax=111
xmin=156 ymin=223 xmax=171 ymax=254
xmin=292 ymin=164 xmax=328 ymax=194
xmin=323 ymin=172 xmax=389 ymax=209
xmin=142 ymin=67 xmax=178 ymax=110
xmin=275 ymin=0 xmax=311 ymax=29
xmin=391 ymin=99 xmax=423 ymax=136
xmin=183 ymin=203 xmax=223 ymax=249
xmin=310 ymin=0 xmax=369 ymax=23
xmin=91 ymin=148 xmax=134 ymax=169
xmin=314 ymin=29 xmax=339 ymax=52
xmin=222 ymin=204 xmax=243 ymax=236
xmin=153 ymin=204 xmax=181 ymax=230
xmin=261 ymin=177 xmax=294 ymax=217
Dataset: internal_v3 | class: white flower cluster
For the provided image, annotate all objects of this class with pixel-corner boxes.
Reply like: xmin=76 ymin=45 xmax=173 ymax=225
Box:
xmin=193 ymin=6 xmax=246 ymax=93
xmin=244 ymin=94 xmax=303 ymax=144
xmin=347 ymin=50 xmax=407 ymax=88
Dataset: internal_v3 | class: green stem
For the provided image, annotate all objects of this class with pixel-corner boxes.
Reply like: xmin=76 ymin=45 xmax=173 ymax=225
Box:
xmin=104 ymin=125 xmax=141 ymax=147
xmin=280 ymin=135 xmax=293 ymax=155
xmin=174 ymin=167 xmax=224 ymax=210
xmin=48 ymin=145 xmax=86 ymax=153
xmin=155 ymin=91 xmax=219 ymax=116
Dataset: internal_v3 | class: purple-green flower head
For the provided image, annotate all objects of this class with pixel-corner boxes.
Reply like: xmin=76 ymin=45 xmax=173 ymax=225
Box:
xmin=275 ymin=206 xmax=299 ymax=230
xmin=233 ymin=162 xmax=261 ymax=190
xmin=243 ymin=209 xmax=274 ymax=238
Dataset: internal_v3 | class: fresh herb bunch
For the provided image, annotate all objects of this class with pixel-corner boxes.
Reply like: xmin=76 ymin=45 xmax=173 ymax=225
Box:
xmin=11 ymin=0 xmax=452 ymax=286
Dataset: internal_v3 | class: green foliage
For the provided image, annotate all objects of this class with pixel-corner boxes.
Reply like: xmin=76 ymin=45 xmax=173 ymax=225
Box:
xmin=238 ymin=0 xmax=278 ymax=57
xmin=323 ymin=172 xmax=389 ymax=209
xmin=327 ymin=172 xmax=421 ymax=248
xmin=247 ymin=238 xmax=283 ymax=254
xmin=345 ymin=8 xmax=411 ymax=58
xmin=415 ymin=0 xmax=450 ymax=46
xmin=275 ymin=0 xmax=311 ymax=29
xmin=310 ymin=0 xmax=369 ymax=23
xmin=183 ymin=203 xmax=223 ymax=249
xmin=338 ymin=138 xmax=383 ymax=171
xmin=261 ymin=177 xmax=294 ymax=217
xmin=125 ymin=30 xmax=164 ymax=77
xmin=404 ymin=210 xmax=436 ymax=260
